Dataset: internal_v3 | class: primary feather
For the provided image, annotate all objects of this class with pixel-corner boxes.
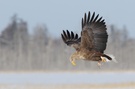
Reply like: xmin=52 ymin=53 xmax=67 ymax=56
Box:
xmin=61 ymin=30 xmax=81 ymax=50
xmin=81 ymin=11 xmax=108 ymax=53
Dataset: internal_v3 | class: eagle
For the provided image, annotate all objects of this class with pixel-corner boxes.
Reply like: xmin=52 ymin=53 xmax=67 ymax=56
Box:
xmin=61 ymin=11 xmax=114 ymax=67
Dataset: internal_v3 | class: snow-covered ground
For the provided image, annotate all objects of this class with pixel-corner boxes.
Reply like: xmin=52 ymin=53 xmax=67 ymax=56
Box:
xmin=0 ymin=71 xmax=134 ymax=84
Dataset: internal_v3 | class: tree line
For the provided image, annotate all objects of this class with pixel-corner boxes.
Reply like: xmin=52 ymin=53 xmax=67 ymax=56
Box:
xmin=0 ymin=15 xmax=134 ymax=71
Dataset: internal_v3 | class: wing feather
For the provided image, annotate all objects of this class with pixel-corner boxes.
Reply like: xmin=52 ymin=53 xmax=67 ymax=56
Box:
xmin=66 ymin=30 xmax=71 ymax=39
xmin=87 ymin=12 xmax=90 ymax=23
xmin=71 ymin=31 xmax=74 ymax=39
xmin=81 ymin=11 xmax=108 ymax=53
xmin=90 ymin=12 xmax=95 ymax=23
xmin=61 ymin=30 xmax=81 ymax=50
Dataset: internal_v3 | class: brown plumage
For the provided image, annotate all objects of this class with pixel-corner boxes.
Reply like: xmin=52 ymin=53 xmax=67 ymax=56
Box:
xmin=61 ymin=11 xmax=112 ymax=66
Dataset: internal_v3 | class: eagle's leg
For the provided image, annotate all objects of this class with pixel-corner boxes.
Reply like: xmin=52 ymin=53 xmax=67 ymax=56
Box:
xmin=70 ymin=52 xmax=78 ymax=66
xmin=101 ymin=56 xmax=106 ymax=62
xmin=70 ymin=57 xmax=76 ymax=66
xmin=97 ymin=56 xmax=107 ymax=67
xmin=97 ymin=61 xmax=102 ymax=68
xmin=71 ymin=60 xmax=76 ymax=66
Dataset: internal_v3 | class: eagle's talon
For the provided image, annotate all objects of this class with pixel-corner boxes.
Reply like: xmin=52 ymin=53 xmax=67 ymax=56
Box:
xmin=101 ymin=56 xmax=106 ymax=62
xmin=71 ymin=61 xmax=76 ymax=66
xmin=98 ymin=62 xmax=102 ymax=67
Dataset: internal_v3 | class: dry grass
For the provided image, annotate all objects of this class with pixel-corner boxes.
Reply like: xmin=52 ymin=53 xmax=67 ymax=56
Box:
xmin=0 ymin=83 xmax=135 ymax=89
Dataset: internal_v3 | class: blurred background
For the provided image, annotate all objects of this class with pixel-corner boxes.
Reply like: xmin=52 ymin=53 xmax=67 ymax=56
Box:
xmin=0 ymin=0 xmax=135 ymax=89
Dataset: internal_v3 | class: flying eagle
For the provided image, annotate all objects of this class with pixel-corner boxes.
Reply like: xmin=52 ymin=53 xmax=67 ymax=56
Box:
xmin=61 ymin=11 xmax=113 ymax=67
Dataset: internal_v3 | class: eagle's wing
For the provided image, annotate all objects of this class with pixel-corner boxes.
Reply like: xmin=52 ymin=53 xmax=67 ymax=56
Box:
xmin=81 ymin=12 xmax=108 ymax=53
xmin=61 ymin=30 xmax=81 ymax=50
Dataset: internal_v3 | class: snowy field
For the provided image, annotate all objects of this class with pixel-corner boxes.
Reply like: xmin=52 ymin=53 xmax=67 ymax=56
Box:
xmin=0 ymin=71 xmax=134 ymax=89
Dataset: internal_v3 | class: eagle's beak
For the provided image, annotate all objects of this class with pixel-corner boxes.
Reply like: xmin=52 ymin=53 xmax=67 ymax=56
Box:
xmin=71 ymin=61 xmax=76 ymax=66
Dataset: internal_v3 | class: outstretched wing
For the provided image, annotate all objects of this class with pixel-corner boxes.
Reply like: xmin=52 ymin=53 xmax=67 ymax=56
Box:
xmin=81 ymin=12 xmax=108 ymax=53
xmin=61 ymin=30 xmax=81 ymax=50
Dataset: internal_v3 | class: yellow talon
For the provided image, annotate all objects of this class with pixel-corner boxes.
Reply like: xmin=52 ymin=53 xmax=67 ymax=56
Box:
xmin=101 ymin=56 xmax=106 ymax=62
xmin=71 ymin=61 xmax=76 ymax=66
xmin=98 ymin=62 xmax=101 ymax=67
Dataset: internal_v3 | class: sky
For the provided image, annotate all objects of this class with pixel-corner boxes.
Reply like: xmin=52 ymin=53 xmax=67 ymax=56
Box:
xmin=0 ymin=0 xmax=135 ymax=38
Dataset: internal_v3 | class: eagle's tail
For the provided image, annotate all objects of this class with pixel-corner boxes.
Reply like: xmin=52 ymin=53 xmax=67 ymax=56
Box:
xmin=102 ymin=54 xmax=118 ymax=63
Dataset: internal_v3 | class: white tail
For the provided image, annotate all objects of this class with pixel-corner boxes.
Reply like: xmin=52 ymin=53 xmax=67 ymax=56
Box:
xmin=108 ymin=54 xmax=118 ymax=63
xmin=101 ymin=54 xmax=118 ymax=63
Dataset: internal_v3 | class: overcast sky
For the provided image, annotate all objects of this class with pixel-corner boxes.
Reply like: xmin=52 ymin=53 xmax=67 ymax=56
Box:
xmin=0 ymin=0 xmax=135 ymax=38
